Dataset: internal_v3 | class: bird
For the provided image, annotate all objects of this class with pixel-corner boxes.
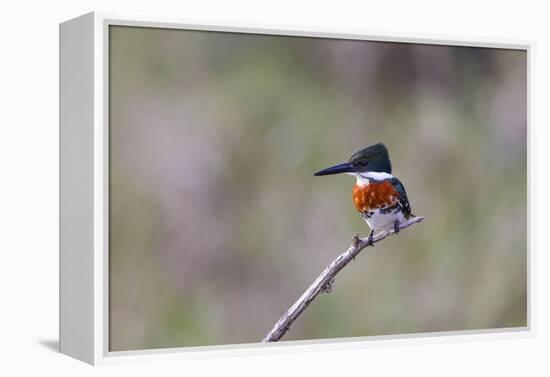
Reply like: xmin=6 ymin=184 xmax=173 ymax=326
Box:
xmin=314 ymin=143 xmax=413 ymax=246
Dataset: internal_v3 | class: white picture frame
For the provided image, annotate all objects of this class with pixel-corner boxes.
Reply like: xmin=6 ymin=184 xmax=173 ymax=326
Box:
xmin=59 ymin=11 xmax=534 ymax=365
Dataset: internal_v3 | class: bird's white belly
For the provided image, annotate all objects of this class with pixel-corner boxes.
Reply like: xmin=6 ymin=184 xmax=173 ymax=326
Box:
xmin=363 ymin=208 xmax=405 ymax=233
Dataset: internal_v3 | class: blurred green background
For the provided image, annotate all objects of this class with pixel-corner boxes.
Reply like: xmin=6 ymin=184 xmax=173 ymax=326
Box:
xmin=108 ymin=26 xmax=527 ymax=351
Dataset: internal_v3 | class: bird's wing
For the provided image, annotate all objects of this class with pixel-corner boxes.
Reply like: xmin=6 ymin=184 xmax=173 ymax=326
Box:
xmin=389 ymin=177 xmax=412 ymax=218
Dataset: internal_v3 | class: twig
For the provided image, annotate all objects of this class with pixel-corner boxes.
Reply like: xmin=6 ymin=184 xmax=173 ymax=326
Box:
xmin=261 ymin=216 xmax=426 ymax=342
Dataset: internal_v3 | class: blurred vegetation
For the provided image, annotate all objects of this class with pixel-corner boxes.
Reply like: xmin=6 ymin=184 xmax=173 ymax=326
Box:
xmin=108 ymin=26 xmax=527 ymax=351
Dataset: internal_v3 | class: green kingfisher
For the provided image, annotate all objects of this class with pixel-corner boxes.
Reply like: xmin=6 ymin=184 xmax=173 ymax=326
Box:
xmin=314 ymin=143 xmax=412 ymax=246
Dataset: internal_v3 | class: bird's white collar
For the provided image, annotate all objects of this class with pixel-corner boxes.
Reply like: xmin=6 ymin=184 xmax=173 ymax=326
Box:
xmin=353 ymin=171 xmax=394 ymax=186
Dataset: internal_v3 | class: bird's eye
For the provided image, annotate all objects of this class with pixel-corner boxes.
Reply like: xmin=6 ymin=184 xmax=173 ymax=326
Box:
xmin=359 ymin=161 xmax=368 ymax=167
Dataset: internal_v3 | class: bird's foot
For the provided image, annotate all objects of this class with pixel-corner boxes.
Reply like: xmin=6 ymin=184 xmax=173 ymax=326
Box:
xmin=393 ymin=220 xmax=400 ymax=235
xmin=366 ymin=229 xmax=375 ymax=247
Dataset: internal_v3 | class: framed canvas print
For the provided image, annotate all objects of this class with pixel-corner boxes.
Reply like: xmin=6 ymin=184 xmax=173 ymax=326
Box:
xmin=59 ymin=12 xmax=532 ymax=365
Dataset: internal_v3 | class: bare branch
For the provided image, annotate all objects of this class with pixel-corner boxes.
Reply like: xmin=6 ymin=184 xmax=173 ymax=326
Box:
xmin=261 ymin=216 xmax=426 ymax=342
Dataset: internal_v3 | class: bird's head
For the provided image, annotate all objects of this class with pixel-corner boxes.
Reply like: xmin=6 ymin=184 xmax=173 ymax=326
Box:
xmin=314 ymin=143 xmax=392 ymax=176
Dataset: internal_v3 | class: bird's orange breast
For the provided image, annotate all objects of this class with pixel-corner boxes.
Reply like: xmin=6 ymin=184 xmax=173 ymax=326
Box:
xmin=352 ymin=181 xmax=398 ymax=213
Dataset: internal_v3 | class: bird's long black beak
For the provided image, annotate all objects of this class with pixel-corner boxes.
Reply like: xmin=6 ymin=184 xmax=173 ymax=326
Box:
xmin=314 ymin=161 xmax=354 ymax=176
